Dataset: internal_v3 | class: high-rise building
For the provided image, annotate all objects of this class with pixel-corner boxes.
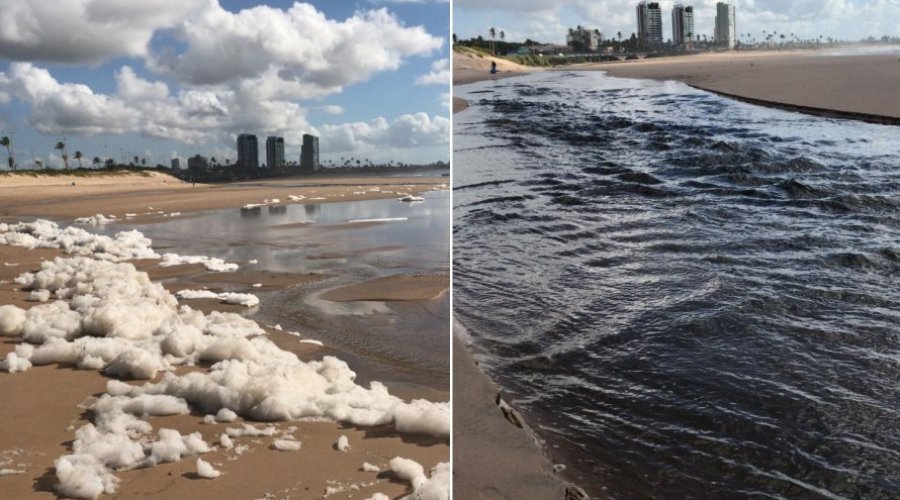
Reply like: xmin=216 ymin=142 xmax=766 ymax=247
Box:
xmin=636 ymin=2 xmax=663 ymax=49
xmin=715 ymin=2 xmax=736 ymax=49
xmin=265 ymin=136 xmax=285 ymax=171
xmin=566 ymin=26 xmax=602 ymax=52
xmin=672 ymin=5 xmax=695 ymax=46
xmin=170 ymin=158 xmax=180 ymax=170
xmin=236 ymin=133 xmax=259 ymax=169
xmin=301 ymin=134 xmax=319 ymax=172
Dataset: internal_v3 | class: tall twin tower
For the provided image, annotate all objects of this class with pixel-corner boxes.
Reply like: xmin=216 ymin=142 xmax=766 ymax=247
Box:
xmin=636 ymin=2 xmax=735 ymax=49
xmin=236 ymin=133 xmax=319 ymax=172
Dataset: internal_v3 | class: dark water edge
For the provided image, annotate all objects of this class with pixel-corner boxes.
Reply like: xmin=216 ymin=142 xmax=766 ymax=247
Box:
xmin=454 ymin=71 xmax=900 ymax=499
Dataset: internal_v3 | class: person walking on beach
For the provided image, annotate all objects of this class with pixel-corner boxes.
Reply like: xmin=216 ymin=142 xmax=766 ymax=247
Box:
xmin=490 ymin=61 xmax=498 ymax=74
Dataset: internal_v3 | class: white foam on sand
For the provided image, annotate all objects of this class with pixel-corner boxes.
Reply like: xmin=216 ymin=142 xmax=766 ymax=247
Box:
xmin=390 ymin=458 xmax=450 ymax=500
xmin=336 ymin=435 xmax=350 ymax=452
xmin=176 ymin=290 xmax=260 ymax=308
xmin=0 ymin=221 xmax=448 ymax=499
xmin=271 ymin=438 xmax=302 ymax=451
xmin=196 ymin=457 xmax=221 ymax=479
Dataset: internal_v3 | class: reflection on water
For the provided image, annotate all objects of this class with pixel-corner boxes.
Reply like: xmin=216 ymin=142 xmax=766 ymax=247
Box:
xmin=455 ymin=71 xmax=900 ymax=499
xmin=105 ymin=191 xmax=450 ymax=392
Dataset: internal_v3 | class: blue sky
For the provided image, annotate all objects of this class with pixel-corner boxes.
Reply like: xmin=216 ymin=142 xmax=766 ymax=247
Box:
xmin=0 ymin=0 xmax=450 ymax=169
xmin=454 ymin=0 xmax=900 ymax=46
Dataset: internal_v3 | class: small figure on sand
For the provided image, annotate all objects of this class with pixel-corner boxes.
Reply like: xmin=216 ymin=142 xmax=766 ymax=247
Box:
xmin=490 ymin=61 xmax=498 ymax=74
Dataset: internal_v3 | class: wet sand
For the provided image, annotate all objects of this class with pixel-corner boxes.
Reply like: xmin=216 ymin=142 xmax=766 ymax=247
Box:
xmin=580 ymin=50 xmax=900 ymax=124
xmin=0 ymin=206 xmax=449 ymax=498
xmin=320 ymin=275 xmax=449 ymax=302
xmin=452 ymin=326 xmax=563 ymax=499
xmin=0 ymin=172 xmax=449 ymax=220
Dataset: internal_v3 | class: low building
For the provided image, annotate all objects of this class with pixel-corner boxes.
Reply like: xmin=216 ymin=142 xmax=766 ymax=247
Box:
xmin=187 ymin=154 xmax=208 ymax=171
xmin=567 ymin=26 xmax=602 ymax=52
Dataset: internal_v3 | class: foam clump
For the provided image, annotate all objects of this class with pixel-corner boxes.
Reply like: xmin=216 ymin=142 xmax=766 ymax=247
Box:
xmin=0 ymin=220 xmax=449 ymax=496
xmin=54 ymin=454 xmax=119 ymax=500
xmin=196 ymin=458 xmax=221 ymax=479
xmin=215 ymin=408 xmax=238 ymax=423
xmin=390 ymin=458 xmax=449 ymax=500
xmin=159 ymin=253 xmax=239 ymax=272
xmin=75 ymin=214 xmax=114 ymax=226
xmin=364 ymin=494 xmax=390 ymax=500
xmin=271 ymin=438 xmax=302 ymax=451
xmin=0 ymin=351 xmax=32 ymax=373
xmin=336 ymin=435 xmax=350 ymax=452
xmin=0 ymin=219 xmax=158 ymax=261
xmin=0 ymin=304 xmax=26 ymax=336
xmin=361 ymin=462 xmax=380 ymax=473
xmin=176 ymin=290 xmax=259 ymax=308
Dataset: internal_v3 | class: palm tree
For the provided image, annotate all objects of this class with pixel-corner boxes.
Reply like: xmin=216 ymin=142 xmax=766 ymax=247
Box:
xmin=55 ymin=141 xmax=69 ymax=170
xmin=489 ymin=27 xmax=496 ymax=55
xmin=133 ymin=155 xmax=139 ymax=166
xmin=0 ymin=136 xmax=14 ymax=171
xmin=141 ymin=158 xmax=146 ymax=167
xmin=92 ymin=156 xmax=101 ymax=169
xmin=74 ymin=150 xmax=83 ymax=168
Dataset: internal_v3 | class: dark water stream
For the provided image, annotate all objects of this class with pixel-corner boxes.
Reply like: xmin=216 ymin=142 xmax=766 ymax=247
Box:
xmin=454 ymin=71 xmax=900 ymax=499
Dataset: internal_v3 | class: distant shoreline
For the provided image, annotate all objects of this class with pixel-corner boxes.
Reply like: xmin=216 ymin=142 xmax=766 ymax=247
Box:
xmin=454 ymin=49 xmax=900 ymax=125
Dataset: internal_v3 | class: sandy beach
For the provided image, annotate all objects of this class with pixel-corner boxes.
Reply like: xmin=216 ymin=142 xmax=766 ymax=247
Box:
xmin=0 ymin=171 xmax=449 ymax=220
xmin=0 ymin=175 xmax=450 ymax=499
xmin=578 ymin=50 xmax=900 ymax=124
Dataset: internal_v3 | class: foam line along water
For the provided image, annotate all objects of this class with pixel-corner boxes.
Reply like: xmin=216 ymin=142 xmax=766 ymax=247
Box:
xmin=454 ymin=71 xmax=900 ymax=499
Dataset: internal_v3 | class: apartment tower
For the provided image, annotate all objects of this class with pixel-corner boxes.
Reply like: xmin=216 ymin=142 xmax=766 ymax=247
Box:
xmin=636 ymin=2 xmax=663 ymax=49
xmin=672 ymin=5 xmax=695 ymax=46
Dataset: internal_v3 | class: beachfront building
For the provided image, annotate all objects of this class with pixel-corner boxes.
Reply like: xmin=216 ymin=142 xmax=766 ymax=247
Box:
xmin=566 ymin=26 xmax=602 ymax=52
xmin=170 ymin=158 xmax=180 ymax=170
xmin=236 ymin=133 xmax=259 ymax=169
xmin=672 ymin=5 xmax=695 ymax=46
xmin=265 ymin=136 xmax=285 ymax=171
xmin=636 ymin=2 xmax=663 ymax=50
xmin=186 ymin=154 xmax=208 ymax=171
xmin=301 ymin=134 xmax=319 ymax=171
xmin=714 ymin=2 xmax=736 ymax=49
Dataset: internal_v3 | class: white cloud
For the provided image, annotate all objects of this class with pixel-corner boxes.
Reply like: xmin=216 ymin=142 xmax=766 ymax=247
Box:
xmin=322 ymin=105 xmax=345 ymax=115
xmin=320 ymin=113 xmax=449 ymax=153
xmin=0 ymin=63 xmax=312 ymax=144
xmin=0 ymin=0 xmax=208 ymax=63
xmin=416 ymin=58 xmax=450 ymax=85
xmin=149 ymin=3 xmax=444 ymax=98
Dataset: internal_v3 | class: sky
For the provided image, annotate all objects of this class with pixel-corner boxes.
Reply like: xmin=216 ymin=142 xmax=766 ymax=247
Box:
xmin=0 ymin=0 xmax=450 ymax=169
xmin=454 ymin=0 xmax=900 ymax=46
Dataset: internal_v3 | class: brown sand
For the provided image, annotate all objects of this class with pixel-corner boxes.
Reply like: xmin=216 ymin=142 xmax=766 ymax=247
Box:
xmin=320 ymin=274 xmax=449 ymax=302
xmin=579 ymin=50 xmax=900 ymax=123
xmin=452 ymin=328 xmax=563 ymax=499
xmin=0 ymin=215 xmax=448 ymax=499
xmin=0 ymin=172 xmax=448 ymax=220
